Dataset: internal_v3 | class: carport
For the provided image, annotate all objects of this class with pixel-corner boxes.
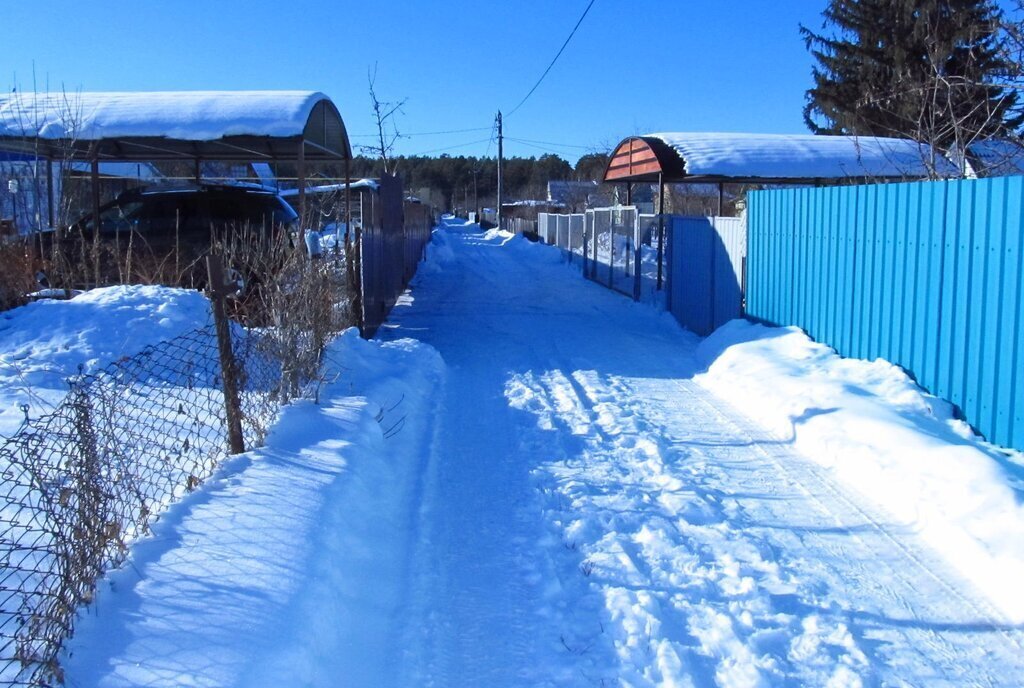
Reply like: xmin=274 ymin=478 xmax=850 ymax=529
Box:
xmin=605 ymin=131 xmax=955 ymax=211
xmin=0 ymin=90 xmax=352 ymax=231
xmin=603 ymin=132 xmax=956 ymax=287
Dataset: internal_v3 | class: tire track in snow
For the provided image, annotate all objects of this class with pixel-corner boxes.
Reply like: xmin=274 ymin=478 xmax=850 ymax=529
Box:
xmin=683 ymin=381 xmax=1024 ymax=656
xmin=379 ymin=223 xmax=1024 ymax=686
xmin=531 ymin=350 xmax=1024 ymax=686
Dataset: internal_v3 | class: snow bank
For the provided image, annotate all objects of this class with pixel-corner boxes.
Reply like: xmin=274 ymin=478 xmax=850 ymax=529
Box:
xmin=64 ymin=329 xmax=446 ymax=685
xmin=696 ymin=319 xmax=1024 ymax=622
xmin=0 ymin=285 xmax=211 ymax=435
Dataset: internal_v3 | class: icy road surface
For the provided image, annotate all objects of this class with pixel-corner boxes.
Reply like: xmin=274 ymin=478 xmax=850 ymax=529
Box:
xmin=67 ymin=219 xmax=1024 ymax=686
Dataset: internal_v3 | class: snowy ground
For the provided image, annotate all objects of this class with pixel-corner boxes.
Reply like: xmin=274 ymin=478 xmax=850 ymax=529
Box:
xmin=61 ymin=218 xmax=1024 ymax=686
xmin=0 ymin=285 xmax=212 ymax=437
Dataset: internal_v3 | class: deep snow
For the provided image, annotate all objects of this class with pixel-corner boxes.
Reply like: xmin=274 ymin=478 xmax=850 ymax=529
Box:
xmin=696 ymin=320 xmax=1024 ymax=623
xmin=56 ymin=218 xmax=1024 ymax=686
xmin=0 ymin=285 xmax=212 ymax=437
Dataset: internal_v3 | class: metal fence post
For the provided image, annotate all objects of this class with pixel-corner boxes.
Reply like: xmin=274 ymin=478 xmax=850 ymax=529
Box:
xmin=206 ymin=256 xmax=245 ymax=455
xmin=70 ymin=381 xmax=106 ymax=591
xmin=633 ymin=211 xmax=642 ymax=301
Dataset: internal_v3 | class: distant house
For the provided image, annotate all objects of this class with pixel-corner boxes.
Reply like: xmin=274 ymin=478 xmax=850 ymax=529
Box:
xmin=546 ymin=180 xmax=609 ymax=211
xmin=962 ymin=139 xmax=1024 ymax=178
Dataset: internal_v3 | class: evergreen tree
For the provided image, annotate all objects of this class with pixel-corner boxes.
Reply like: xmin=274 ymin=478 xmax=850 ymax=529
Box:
xmin=802 ymin=0 xmax=1022 ymax=150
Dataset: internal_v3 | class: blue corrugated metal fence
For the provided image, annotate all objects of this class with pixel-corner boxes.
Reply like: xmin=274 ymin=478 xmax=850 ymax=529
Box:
xmin=667 ymin=216 xmax=746 ymax=336
xmin=748 ymin=177 xmax=1024 ymax=451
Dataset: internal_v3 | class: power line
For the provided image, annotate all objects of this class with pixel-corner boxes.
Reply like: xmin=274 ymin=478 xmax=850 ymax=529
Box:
xmin=505 ymin=136 xmax=595 ymax=151
xmin=350 ymin=125 xmax=493 ymax=138
xmin=504 ymin=138 xmax=564 ymax=154
xmin=480 ymin=120 xmax=498 ymax=162
xmin=405 ymin=136 xmax=494 ymax=156
xmin=506 ymin=0 xmax=597 ymax=117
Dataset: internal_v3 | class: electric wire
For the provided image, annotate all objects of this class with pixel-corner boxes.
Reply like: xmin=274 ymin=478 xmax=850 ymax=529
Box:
xmin=350 ymin=125 xmax=493 ymax=138
xmin=505 ymin=136 xmax=595 ymax=151
xmin=406 ymin=136 xmax=494 ymax=156
xmin=506 ymin=0 xmax=597 ymax=117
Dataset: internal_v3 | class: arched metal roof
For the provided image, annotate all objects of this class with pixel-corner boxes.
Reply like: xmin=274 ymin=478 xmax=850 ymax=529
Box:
xmin=604 ymin=132 xmax=957 ymax=184
xmin=0 ymin=91 xmax=351 ymax=162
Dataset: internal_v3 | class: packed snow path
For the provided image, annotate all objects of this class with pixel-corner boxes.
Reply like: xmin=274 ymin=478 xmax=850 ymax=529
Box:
xmin=380 ymin=222 xmax=1024 ymax=686
xmin=64 ymin=219 xmax=1024 ymax=686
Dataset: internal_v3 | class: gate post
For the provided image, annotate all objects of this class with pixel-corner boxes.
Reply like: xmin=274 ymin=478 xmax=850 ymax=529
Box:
xmin=633 ymin=211 xmax=642 ymax=301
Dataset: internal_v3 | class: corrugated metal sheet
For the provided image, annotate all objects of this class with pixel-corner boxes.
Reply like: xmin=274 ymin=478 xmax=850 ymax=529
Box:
xmin=668 ymin=216 xmax=746 ymax=335
xmin=748 ymin=176 xmax=1024 ymax=452
xmin=569 ymin=214 xmax=584 ymax=259
xmin=556 ymin=214 xmax=570 ymax=249
xmin=537 ymin=213 xmax=552 ymax=243
xmin=360 ymin=173 xmax=431 ymax=336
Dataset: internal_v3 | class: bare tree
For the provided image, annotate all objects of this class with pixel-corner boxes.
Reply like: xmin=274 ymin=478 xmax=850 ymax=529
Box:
xmin=360 ymin=64 xmax=406 ymax=175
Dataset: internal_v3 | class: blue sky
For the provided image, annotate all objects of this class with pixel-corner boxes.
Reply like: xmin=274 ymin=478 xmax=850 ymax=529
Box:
xmin=5 ymin=1 xmax=829 ymax=163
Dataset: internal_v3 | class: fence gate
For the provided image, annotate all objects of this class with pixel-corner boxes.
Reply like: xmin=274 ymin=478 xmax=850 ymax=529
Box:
xmin=667 ymin=216 xmax=746 ymax=336
xmin=583 ymin=206 xmax=642 ymax=298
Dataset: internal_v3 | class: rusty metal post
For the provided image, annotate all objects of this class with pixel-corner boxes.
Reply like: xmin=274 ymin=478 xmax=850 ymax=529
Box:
xmin=206 ymin=256 xmax=245 ymax=454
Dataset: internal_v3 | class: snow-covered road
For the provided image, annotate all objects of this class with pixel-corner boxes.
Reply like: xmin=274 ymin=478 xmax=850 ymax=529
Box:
xmin=382 ymin=220 xmax=1024 ymax=686
xmin=66 ymin=219 xmax=1024 ymax=686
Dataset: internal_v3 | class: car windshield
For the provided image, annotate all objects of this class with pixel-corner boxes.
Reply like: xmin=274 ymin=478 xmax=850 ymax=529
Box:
xmin=206 ymin=194 xmax=295 ymax=230
xmin=86 ymin=201 xmax=145 ymax=234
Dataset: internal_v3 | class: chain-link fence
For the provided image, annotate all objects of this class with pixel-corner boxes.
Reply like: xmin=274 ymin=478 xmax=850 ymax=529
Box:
xmin=0 ymin=303 xmax=326 ymax=686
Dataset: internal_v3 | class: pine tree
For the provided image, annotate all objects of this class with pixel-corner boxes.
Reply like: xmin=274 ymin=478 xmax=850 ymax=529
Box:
xmin=802 ymin=0 xmax=1022 ymax=151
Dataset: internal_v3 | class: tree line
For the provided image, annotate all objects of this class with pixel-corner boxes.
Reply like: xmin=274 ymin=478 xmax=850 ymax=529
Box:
xmin=333 ymin=152 xmax=610 ymax=210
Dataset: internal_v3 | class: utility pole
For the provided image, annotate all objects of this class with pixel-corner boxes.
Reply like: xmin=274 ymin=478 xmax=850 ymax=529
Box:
xmin=496 ymin=110 xmax=503 ymax=231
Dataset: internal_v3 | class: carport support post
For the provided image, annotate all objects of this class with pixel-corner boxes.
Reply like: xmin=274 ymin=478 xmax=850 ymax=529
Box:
xmin=344 ymin=155 xmax=352 ymax=250
xmin=91 ymin=155 xmax=101 ymax=287
xmin=46 ymin=157 xmax=54 ymax=229
xmin=656 ymin=173 xmax=665 ymax=290
xmin=194 ymin=158 xmax=201 ymax=183
xmin=297 ymin=140 xmax=307 ymax=243
xmin=717 ymin=183 xmax=724 ymax=216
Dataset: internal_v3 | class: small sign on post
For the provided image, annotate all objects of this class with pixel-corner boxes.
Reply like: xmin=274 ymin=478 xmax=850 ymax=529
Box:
xmin=206 ymin=255 xmax=245 ymax=455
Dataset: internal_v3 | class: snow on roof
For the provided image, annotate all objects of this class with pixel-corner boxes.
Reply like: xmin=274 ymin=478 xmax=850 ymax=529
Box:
xmin=279 ymin=179 xmax=379 ymax=196
xmin=0 ymin=91 xmax=330 ymax=141
xmin=646 ymin=132 xmax=957 ymax=181
xmin=505 ymin=199 xmax=564 ymax=207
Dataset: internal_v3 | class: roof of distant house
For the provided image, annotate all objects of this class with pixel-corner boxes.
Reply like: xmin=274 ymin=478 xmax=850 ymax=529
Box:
xmin=965 ymin=139 xmax=1024 ymax=177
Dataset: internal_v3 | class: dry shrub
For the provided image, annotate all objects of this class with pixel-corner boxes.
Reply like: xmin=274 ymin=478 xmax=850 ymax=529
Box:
xmin=217 ymin=224 xmax=355 ymax=397
xmin=0 ymin=241 xmax=37 ymax=311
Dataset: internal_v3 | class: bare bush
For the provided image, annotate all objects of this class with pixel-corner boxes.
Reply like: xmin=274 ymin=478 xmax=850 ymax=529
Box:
xmin=216 ymin=222 xmax=355 ymax=396
xmin=0 ymin=241 xmax=36 ymax=311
